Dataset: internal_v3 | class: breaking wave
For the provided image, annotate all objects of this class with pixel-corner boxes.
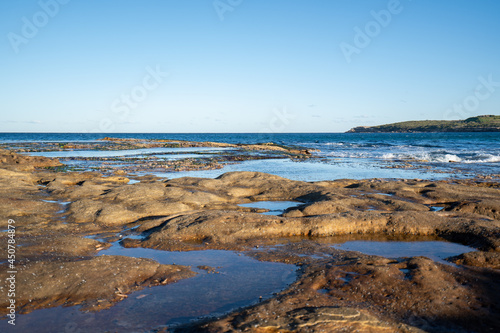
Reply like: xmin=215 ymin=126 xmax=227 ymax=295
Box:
xmin=381 ymin=152 xmax=500 ymax=163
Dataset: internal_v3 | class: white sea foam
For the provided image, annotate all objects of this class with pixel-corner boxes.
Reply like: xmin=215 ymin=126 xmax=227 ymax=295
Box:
xmin=434 ymin=154 xmax=462 ymax=163
xmin=318 ymin=139 xmax=499 ymax=166
xmin=462 ymin=155 xmax=500 ymax=163
xmin=382 ymin=153 xmax=397 ymax=159
xmin=381 ymin=151 xmax=500 ymax=163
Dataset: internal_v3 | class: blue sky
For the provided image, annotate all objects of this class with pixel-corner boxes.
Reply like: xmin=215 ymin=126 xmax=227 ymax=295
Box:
xmin=1 ymin=0 xmax=499 ymax=133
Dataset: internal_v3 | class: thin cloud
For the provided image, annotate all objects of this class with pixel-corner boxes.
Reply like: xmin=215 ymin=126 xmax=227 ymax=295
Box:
xmin=4 ymin=120 xmax=42 ymax=124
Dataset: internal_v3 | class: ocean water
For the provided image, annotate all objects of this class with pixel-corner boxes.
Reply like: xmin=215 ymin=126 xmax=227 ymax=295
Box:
xmin=1 ymin=132 xmax=499 ymax=180
xmin=0 ymin=132 xmax=496 ymax=330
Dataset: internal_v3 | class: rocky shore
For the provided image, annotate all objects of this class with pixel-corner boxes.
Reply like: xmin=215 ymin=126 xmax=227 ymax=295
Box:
xmin=0 ymin=148 xmax=499 ymax=332
xmin=346 ymin=115 xmax=500 ymax=133
xmin=2 ymin=137 xmax=315 ymax=175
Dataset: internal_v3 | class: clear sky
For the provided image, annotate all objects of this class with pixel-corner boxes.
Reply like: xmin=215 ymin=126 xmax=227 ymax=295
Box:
xmin=1 ymin=0 xmax=499 ymax=133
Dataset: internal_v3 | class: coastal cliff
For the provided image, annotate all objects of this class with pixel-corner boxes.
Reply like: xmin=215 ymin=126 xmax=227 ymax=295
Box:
xmin=347 ymin=115 xmax=500 ymax=133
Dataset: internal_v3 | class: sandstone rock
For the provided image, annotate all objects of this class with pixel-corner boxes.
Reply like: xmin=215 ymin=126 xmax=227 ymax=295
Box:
xmin=1 ymin=150 xmax=499 ymax=332
xmin=182 ymin=243 xmax=494 ymax=332
xmin=0 ymin=255 xmax=195 ymax=314
xmin=449 ymin=251 xmax=500 ymax=269
xmin=7 ymin=235 xmax=109 ymax=260
xmin=0 ymin=149 xmax=62 ymax=171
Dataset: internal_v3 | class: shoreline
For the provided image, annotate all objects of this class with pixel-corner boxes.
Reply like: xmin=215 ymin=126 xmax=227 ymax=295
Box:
xmin=4 ymin=136 xmax=500 ymax=182
xmin=346 ymin=115 xmax=500 ymax=133
xmin=0 ymin=147 xmax=499 ymax=332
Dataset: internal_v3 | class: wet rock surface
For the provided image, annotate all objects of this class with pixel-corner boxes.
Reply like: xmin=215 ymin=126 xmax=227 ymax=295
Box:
xmin=126 ymin=173 xmax=500 ymax=253
xmin=0 ymin=149 xmax=62 ymax=171
xmin=0 ymin=150 xmax=499 ymax=332
xmin=179 ymin=242 xmax=500 ymax=332
xmin=449 ymin=251 xmax=500 ymax=269
xmin=4 ymin=138 xmax=315 ymax=174
xmin=0 ymin=256 xmax=195 ymax=314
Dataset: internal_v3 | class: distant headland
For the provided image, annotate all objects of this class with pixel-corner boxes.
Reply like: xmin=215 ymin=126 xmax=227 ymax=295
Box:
xmin=346 ymin=115 xmax=500 ymax=133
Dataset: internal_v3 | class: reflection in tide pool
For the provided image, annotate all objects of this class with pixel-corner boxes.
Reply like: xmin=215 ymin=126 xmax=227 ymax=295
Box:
xmin=238 ymin=201 xmax=302 ymax=215
xmin=153 ymin=158 xmax=456 ymax=182
xmin=24 ymin=147 xmax=229 ymax=158
xmin=333 ymin=241 xmax=475 ymax=265
xmin=2 ymin=244 xmax=296 ymax=333
xmin=6 ymin=132 xmax=499 ymax=180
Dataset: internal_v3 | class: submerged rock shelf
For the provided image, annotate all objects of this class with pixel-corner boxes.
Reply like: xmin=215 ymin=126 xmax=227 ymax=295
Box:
xmin=0 ymin=148 xmax=499 ymax=332
xmin=4 ymin=243 xmax=296 ymax=332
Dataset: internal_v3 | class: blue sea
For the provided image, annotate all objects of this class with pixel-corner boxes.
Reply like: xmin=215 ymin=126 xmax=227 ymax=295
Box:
xmin=1 ymin=132 xmax=499 ymax=181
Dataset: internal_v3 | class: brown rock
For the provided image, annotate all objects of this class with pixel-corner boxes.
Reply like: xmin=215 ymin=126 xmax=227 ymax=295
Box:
xmin=449 ymin=251 xmax=500 ymax=269
xmin=183 ymin=244 xmax=499 ymax=332
xmin=0 ymin=149 xmax=62 ymax=171
xmin=0 ymin=255 xmax=195 ymax=314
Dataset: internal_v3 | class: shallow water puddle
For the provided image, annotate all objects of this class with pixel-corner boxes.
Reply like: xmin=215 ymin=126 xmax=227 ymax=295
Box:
xmin=375 ymin=192 xmax=394 ymax=197
xmin=333 ymin=241 xmax=475 ymax=265
xmin=238 ymin=201 xmax=301 ymax=215
xmin=41 ymin=199 xmax=71 ymax=208
xmin=25 ymin=147 xmax=230 ymax=158
xmin=2 ymin=243 xmax=296 ymax=332
xmin=151 ymin=153 xmax=212 ymax=160
xmin=41 ymin=200 xmax=72 ymax=223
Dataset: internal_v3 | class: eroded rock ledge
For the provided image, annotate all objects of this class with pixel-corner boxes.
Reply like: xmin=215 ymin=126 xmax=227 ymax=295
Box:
xmin=179 ymin=242 xmax=500 ymax=332
xmin=0 ymin=256 xmax=195 ymax=314
xmin=1 ymin=150 xmax=499 ymax=332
